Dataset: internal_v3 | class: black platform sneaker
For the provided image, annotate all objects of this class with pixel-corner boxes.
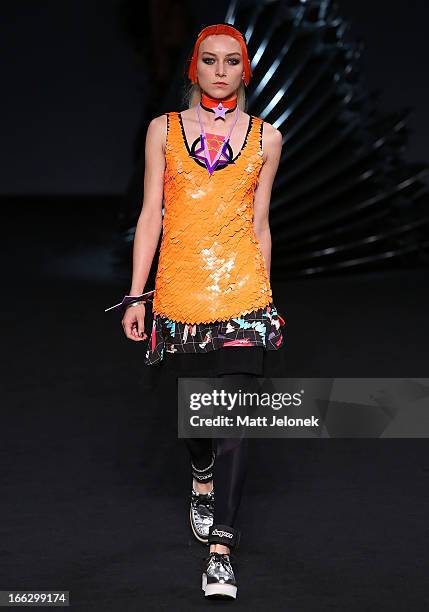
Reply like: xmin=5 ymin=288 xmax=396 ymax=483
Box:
xmin=189 ymin=450 xmax=215 ymax=544
xmin=189 ymin=487 xmax=215 ymax=544
xmin=202 ymin=524 xmax=241 ymax=599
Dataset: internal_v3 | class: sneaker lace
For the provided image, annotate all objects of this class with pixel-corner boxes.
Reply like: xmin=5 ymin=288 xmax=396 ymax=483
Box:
xmin=203 ymin=551 xmax=236 ymax=566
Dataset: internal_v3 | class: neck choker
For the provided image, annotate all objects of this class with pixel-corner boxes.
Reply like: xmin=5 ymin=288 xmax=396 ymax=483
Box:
xmin=200 ymin=92 xmax=238 ymax=120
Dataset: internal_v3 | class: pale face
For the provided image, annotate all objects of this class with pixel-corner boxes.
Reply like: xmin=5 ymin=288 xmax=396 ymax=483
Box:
xmin=196 ymin=34 xmax=244 ymax=99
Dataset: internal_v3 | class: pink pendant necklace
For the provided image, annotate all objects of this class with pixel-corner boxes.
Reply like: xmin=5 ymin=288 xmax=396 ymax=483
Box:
xmin=196 ymin=103 xmax=240 ymax=176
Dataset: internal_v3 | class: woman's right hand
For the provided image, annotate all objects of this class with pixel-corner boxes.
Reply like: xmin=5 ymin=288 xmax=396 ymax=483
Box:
xmin=121 ymin=303 xmax=148 ymax=341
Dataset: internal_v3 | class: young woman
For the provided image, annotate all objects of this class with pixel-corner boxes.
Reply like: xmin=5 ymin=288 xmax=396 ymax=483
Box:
xmin=121 ymin=23 xmax=285 ymax=600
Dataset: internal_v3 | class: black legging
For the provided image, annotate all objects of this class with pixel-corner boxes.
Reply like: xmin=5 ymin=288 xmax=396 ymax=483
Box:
xmin=184 ymin=373 xmax=250 ymax=527
xmin=185 ymin=436 xmax=249 ymax=527
xmin=150 ymin=347 xmax=266 ymax=529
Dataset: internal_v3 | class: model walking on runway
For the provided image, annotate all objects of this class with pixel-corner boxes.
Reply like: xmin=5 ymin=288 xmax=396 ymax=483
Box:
xmin=121 ymin=23 xmax=285 ymax=600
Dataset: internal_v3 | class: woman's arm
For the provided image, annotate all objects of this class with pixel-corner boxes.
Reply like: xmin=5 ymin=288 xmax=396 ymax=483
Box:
xmin=252 ymin=122 xmax=283 ymax=280
xmin=129 ymin=114 xmax=167 ymax=295
xmin=122 ymin=115 xmax=166 ymax=342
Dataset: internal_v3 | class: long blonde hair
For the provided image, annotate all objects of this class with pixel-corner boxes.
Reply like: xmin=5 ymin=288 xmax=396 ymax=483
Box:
xmin=183 ymin=81 xmax=247 ymax=112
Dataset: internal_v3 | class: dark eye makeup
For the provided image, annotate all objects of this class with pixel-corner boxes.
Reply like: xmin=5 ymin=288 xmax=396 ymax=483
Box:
xmin=202 ymin=57 xmax=241 ymax=65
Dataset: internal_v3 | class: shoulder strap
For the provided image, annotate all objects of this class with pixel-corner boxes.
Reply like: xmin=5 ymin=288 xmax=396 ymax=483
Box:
xmin=165 ymin=112 xmax=177 ymax=150
xmin=164 ymin=112 xmax=170 ymax=151
xmin=164 ymin=111 xmax=183 ymax=157
xmin=247 ymin=115 xmax=263 ymax=153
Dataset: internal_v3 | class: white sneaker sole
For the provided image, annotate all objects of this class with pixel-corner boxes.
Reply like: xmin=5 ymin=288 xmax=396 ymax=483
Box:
xmin=202 ymin=573 xmax=237 ymax=599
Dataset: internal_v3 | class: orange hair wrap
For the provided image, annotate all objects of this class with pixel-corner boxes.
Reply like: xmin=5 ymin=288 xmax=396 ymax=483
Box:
xmin=187 ymin=24 xmax=252 ymax=86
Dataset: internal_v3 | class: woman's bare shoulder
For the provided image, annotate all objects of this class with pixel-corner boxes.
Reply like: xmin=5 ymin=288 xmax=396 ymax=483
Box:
xmin=259 ymin=119 xmax=283 ymax=163
xmin=149 ymin=113 xmax=169 ymax=130
xmin=259 ymin=118 xmax=282 ymax=140
xmin=146 ymin=114 xmax=169 ymax=151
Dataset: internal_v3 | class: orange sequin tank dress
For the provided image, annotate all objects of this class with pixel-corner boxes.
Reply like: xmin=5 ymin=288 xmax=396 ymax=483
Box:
xmin=145 ymin=111 xmax=285 ymax=365
xmin=153 ymin=111 xmax=272 ymax=322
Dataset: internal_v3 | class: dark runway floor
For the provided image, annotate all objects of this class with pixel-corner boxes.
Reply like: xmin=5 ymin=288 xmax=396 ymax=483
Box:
xmin=2 ymin=203 xmax=429 ymax=610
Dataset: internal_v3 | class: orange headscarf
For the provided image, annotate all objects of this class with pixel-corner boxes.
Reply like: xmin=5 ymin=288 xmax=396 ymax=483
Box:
xmin=187 ymin=24 xmax=252 ymax=86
